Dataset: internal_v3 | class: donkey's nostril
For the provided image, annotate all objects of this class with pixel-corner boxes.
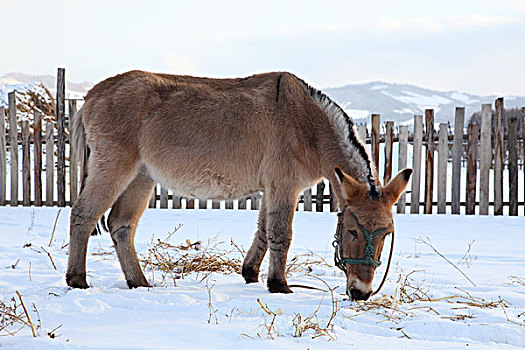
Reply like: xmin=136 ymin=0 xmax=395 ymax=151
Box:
xmin=349 ymin=288 xmax=372 ymax=301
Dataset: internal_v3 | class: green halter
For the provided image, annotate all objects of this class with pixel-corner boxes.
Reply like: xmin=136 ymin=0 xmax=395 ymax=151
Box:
xmin=345 ymin=210 xmax=386 ymax=266
xmin=333 ymin=206 xmax=386 ymax=269
xmin=333 ymin=205 xmax=395 ymax=296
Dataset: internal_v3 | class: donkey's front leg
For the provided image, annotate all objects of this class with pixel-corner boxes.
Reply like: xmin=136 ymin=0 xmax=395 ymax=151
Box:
xmin=265 ymin=191 xmax=298 ymax=293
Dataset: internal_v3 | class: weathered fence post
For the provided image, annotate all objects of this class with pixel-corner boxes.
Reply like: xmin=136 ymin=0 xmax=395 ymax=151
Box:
xmin=437 ymin=123 xmax=448 ymax=214
xmin=303 ymin=188 xmax=312 ymax=211
xmin=33 ymin=111 xmax=42 ymax=206
xmin=8 ymin=92 xmax=18 ymax=206
xmin=0 ymin=108 xmax=6 ymax=205
xmin=410 ymin=115 xmax=423 ymax=214
xmin=212 ymin=199 xmax=221 ymax=209
xmin=479 ymin=104 xmax=492 ymax=215
xmin=56 ymin=68 xmax=66 ymax=207
xmin=22 ymin=120 xmax=31 ymax=206
xmin=199 ymin=198 xmax=209 ymax=209
xmin=371 ymin=114 xmax=380 ymax=170
xmin=45 ymin=121 xmax=54 ymax=206
xmin=160 ymin=187 xmax=168 ymax=209
xmin=237 ymin=197 xmax=246 ymax=210
xmin=173 ymin=195 xmax=181 ymax=209
xmin=69 ymin=100 xmax=78 ymax=205
xmin=424 ymin=109 xmax=435 ymax=214
xmin=494 ymin=98 xmax=504 ymax=215
xmin=466 ymin=123 xmax=479 ymax=215
xmin=508 ymin=116 xmax=518 ymax=216
xmin=225 ymin=199 xmax=233 ymax=210
xmin=451 ymin=107 xmax=465 ymax=214
xmin=186 ymin=198 xmax=195 ymax=209
xmin=397 ymin=125 xmax=408 ymax=213
xmin=384 ymin=121 xmax=394 ymax=184
xmin=316 ymin=181 xmax=325 ymax=212
xmin=522 ymin=107 xmax=525 ymax=214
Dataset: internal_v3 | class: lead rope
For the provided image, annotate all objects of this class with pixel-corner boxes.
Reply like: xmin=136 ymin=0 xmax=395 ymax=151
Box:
xmin=370 ymin=230 xmax=394 ymax=296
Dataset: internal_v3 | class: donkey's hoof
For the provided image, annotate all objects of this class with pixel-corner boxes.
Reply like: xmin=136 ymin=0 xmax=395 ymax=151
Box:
xmin=241 ymin=266 xmax=259 ymax=284
xmin=267 ymin=279 xmax=293 ymax=294
xmin=66 ymin=273 xmax=89 ymax=289
xmin=126 ymin=279 xmax=152 ymax=289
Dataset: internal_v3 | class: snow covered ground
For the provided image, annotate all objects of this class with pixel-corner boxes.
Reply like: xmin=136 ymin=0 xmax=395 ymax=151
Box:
xmin=0 ymin=207 xmax=524 ymax=349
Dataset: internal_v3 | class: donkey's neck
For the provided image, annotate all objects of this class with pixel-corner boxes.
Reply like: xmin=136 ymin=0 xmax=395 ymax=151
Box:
xmin=301 ymin=82 xmax=377 ymax=185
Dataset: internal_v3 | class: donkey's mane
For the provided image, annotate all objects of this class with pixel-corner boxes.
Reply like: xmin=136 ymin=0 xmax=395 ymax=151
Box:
xmin=298 ymin=79 xmax=377 ymax=189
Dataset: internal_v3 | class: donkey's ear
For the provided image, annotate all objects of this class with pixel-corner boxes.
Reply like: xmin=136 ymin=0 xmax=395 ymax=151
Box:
xmin=335 ymin=167 xmax=366 ymax=200
xmin=384 ymin=168 xmax=412 ymax=204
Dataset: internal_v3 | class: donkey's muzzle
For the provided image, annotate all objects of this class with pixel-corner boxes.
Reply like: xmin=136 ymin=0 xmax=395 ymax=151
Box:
xmin=348 ymin=288 xmax=372 ymax=301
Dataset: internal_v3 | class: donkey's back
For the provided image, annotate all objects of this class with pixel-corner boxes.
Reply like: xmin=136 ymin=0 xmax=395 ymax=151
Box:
xmin=80 ymin=71 xmax=325 ymax=200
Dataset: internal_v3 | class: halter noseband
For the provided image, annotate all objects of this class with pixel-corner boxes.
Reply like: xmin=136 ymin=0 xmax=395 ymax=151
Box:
xmin=333 ymin=205 xmax=395 ymax=296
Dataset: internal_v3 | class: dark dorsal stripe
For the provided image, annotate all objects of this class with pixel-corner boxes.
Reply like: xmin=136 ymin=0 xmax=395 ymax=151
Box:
xmin=276 ymin=73 xmax=283 ymax=102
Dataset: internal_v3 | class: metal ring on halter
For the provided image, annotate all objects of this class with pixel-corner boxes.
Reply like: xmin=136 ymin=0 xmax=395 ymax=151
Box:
xmin=333 ymin=205 xmax=395 ymax=296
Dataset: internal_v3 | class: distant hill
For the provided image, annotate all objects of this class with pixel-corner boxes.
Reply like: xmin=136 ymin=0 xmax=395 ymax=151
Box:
xmin=323 ymin=82 xmax=525 ymax=127
xmin=0 ymin=72 xmax=92 ymax=101
xmin=2 ymin=73 xmax=524 ymax=127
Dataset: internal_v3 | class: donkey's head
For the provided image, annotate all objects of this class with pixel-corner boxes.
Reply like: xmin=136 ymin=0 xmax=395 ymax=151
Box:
xmin=333 ymin=167 xmax=412 ymax=301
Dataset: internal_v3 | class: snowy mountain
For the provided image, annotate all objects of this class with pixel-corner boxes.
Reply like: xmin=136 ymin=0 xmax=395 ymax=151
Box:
xmin=324 ymin=82 xmax=525 ymax=126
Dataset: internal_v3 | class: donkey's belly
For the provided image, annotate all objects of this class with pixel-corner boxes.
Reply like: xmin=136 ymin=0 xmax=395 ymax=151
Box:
xmin=144 ymin=162 xmax=260 ymax=200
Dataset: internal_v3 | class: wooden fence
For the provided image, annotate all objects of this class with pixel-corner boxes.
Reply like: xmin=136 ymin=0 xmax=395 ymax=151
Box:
xmin=1 ymin=69 xmax=524 ymax=215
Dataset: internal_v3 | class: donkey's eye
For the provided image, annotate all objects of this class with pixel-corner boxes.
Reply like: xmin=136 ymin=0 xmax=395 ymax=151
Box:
xmin=347 ymin=229 xmax=358 ymax=240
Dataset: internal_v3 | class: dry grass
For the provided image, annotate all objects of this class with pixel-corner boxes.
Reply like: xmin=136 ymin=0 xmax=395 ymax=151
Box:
xmin=340 ymin=268 xmax=518 ymax=339
xmin=291 ymin=276 xmax=340 ymax=340
xmin=138 ymin=229 xmax=344 ymax=339
xmin=4 ymin=83 xmax=57 ymax=136
xmin=15 ymin=83 xmax=56 ymax=122
xmin=285 ymin=251 xmax=331 ymax=275
xmin=256 ymin=298 xmax=283 ymax=339
xmin=140 ymin=225 xmax=244 ymax=286
xmin=6 ymin=83 xmax=56 ymax=126
xmin=506 ymin=275 xmax=525 ymax=287
xmin=415 ymin=236 xmax=476 ymax=287
xmin=0 ymin=292 xmax=40 ymax=337
xmin=251 ymin=274 xmax=341 ymax=341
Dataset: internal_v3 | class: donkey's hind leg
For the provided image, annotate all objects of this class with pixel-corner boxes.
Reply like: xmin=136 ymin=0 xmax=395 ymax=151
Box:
xmin=241 ymin=194 xmax=267 ymax=283
xmin=107 ymin=173 xmax=155 ymax=288
xmin=66 ymin=156 xmax=139 ymax=289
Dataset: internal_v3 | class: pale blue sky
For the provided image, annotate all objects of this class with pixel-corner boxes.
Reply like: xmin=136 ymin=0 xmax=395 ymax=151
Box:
xmin=1 ymin=0 xmax=524 ymax=95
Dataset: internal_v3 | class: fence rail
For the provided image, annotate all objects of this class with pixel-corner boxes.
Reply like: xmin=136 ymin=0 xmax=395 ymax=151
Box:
xmin=1 ymin=69 xmax=524 ymax=215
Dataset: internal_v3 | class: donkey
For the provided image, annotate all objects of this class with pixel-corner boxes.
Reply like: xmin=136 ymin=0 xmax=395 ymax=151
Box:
xmin=66 ymin=70 xmax=411 ymax=298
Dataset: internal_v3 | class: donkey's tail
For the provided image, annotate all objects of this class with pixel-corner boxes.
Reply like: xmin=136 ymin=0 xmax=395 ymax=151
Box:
xmin=71 ymin=106 xmax=107 ymax=235
xmin=71 ymin=105 xmax=87 ymax=191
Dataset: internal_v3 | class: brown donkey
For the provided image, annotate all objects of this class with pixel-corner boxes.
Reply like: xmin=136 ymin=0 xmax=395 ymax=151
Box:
xmin=66 ymin=70 xmax=411 ymax=297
